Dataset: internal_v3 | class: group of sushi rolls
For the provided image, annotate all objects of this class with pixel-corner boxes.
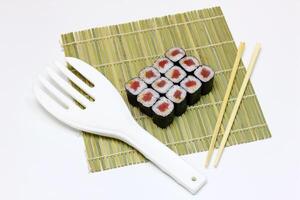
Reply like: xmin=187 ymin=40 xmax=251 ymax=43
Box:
xmin=125 ymin=47 xmax=215 ymax=128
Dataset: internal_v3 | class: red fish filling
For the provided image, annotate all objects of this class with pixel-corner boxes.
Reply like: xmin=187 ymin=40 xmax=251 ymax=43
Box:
xmin=174 ymin=90 xmax=182 ymax=99
xmin=171 ymin=69 xmax=181 ymax=79
xmin=185 ymin=80 xmax=196 ymax=87
xmin=130 ymin=81 xmax=140 ymax=91
xmin=142 ymin=92 xmax=153 ymax=102
xmin=145 ymin=70 xmax=156 ymax=78
xmin=183 ymin=59 xmax=195 ymax=67
xmin=158 ymin=102 xmax=169 ymax=112
xmin=200 ymin=68 xmax=211 ymax=78
xmin=171 ymin=49 xmax=181 ymax=56
xmin=158 ymin=60 xmax=168 ymax=68
xmin=157 ymin=80 xmax=166 ymax=87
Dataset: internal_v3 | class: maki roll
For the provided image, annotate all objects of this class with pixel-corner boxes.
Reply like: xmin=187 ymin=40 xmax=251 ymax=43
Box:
xmin=180 ymin=75 xmax=202 ymax=105
xmin=179 ymin=56 xmax=200 ymax=74
xmin=139 ymin=66 xmax=161 ymax=85
xmin=137 ymin=88 xmax=159 ymax=116
xmin=166 ymin=85 xmax=187 ymax=116
xmin=165 ymin=47 xmax=186 ymax=64
xmin=165 ymin=65 xmax=187 ymax=84
xmin=125 ymin=77 xmax=147 ymax=107
xmin=153 ymin=57 xmax=174 ymax=74
xmin=152 ymin=97 xmax=175 ymax=128
xmin=194 ymin=65 xmax=215 ymax=95
xmin=151 ymin=77 xmax=173 ymax=95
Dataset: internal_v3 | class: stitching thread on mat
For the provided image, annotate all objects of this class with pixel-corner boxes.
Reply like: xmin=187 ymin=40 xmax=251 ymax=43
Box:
xmin=93 ymin=40 xmax=234 ymax=68
xmin=87 ymin=123 xmax=267 ymax=161
xmin=62 ymin=15 xmax=224 ymax=46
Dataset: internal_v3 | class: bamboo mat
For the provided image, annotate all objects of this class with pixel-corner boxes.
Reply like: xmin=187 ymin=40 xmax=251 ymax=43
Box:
xmin=60 ymin=6 xmax=271 ymax=172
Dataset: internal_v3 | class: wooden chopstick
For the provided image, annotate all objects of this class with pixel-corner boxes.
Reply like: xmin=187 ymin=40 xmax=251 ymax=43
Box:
xmin=213 ymin=43 xmax=261 ymax=167
xmin=204 ymin=42 xmax=245 ymax=168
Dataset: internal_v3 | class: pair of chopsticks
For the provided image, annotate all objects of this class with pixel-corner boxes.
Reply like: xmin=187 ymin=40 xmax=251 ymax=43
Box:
xmin=204 ymin=42 xmax=261 ymax=168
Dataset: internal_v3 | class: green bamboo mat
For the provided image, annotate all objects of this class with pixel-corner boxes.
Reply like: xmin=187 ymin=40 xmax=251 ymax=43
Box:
xmin=60 ymin=6 xmax=271 ymax=172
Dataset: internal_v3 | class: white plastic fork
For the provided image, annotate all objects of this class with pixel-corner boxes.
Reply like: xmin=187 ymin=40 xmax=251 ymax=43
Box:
xmin=34 ymin=57 xmax=206 ymax=194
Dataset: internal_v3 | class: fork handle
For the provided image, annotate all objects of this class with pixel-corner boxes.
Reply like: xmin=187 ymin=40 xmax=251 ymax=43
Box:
xmin=124 ymin=125 xmax=206 ymax=194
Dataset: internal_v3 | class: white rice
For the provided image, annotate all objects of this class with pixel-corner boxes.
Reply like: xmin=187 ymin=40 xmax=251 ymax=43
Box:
xmin=165 ymin=66 xmax=187 ymax=83
xmin=137 ymin=88 xmax=159 ymax=107
xmin=165 ymin=47 xmax=186 ymax=62
xmin=152 ymin=97 xmax=174 ymax=117
xmin=151 ymin=77 xmax=173 ymax=94
xmin=180 ymin=75 xmax=202 ymax=94
xmin=166 ymin=85 xmax=187 ymax=103
xmin=179 ymin=56 xmax=200 ymax=72
xmin=153 ymin=57 xmax=174 ymax=74
xmin=194 ymin=65 xmax=214 ymax=82
xmin=139 ymin=66 xmax=161 ymax=84
xmin=125 ymin=77 xmax=147 ymax=95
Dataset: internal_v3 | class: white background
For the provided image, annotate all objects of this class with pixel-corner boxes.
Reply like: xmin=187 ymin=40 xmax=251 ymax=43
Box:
xmin=0 ymin=0 xmax=299 ymax=199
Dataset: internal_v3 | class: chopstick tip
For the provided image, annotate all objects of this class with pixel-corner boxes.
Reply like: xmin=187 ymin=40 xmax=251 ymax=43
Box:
xmin=213 ymin=160 xmax=219 ymax=168
xmin=204 ymin=162 xmax=209 ymax=168
xmin=255 ymin=43 xmax=262 ymax=49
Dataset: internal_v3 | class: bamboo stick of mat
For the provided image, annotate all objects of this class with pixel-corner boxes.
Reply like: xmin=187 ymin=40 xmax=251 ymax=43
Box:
xmin=204 ymin=42 xmax=245 ymax=168
xmin=213 ymin=43 xmax=261 ymax=167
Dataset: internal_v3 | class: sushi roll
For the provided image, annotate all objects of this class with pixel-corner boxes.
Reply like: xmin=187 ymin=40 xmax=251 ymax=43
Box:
xmin=139 ymin=66 xmax=161 ymax=85
xmin=151 ymin=77 xmax=173 ymax=95
xmin=137 ymin=88 xmax=159 ymax=116
xmin=194 ymin=65 xmax=215 ymax=95
xmin=166 ymin=85 xmax=187 ymax=116
xmin=180 ymin=75 xmax=202 ymax=105
xmin=125 ymin=77 xmax=147 ymax=107
xmin=165 ymin=47 xmax=186 ymax=64
xmin=152 ymin=97 xmax=175 ymax=128
xmin=179 ymin=56 xmax=200 ymax=74
xmin=153 ymin=57 xmax=174 ymax=74
xmin=165 ymin=65 xmax=187 ymax=84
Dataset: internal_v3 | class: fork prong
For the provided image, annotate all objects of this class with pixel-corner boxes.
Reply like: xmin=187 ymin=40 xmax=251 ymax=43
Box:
xmin=38 ymin=75 xmax=75 ymax=109
xmin=55 ymin=61 xmax=95 ymax=98
xmin=65 ymin=57 xmax=99 ymax=84
xmin=46 ymin=67 xmax=90 ymax=107
xmin=34 ymin=85 xmax=69 ymax=122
